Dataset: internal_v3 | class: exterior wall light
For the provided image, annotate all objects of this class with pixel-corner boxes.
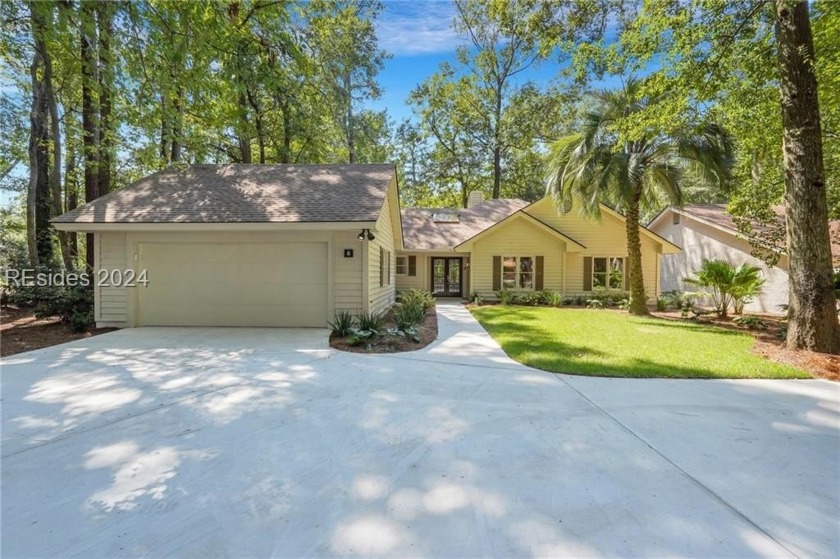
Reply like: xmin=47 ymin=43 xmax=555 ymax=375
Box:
xmin=357 ymin=228 xmax=375 ymax=241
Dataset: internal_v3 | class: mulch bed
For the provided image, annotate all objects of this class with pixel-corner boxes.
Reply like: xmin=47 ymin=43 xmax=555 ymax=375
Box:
xmin=653 ymin=310 xmax=840 ymax=381
xmin=330 ymin=307 xmax=438 ymax=353
xmin=1 ymin=304 xmax=116 ymax=358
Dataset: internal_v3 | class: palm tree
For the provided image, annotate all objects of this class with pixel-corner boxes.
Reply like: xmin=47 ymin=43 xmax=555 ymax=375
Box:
xmin=546 ymin=78 xmax=734 ymax=315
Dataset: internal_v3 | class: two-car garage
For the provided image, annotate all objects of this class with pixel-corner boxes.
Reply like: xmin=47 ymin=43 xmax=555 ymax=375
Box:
xmin=136 ymin=242 xmax=329 ymax=327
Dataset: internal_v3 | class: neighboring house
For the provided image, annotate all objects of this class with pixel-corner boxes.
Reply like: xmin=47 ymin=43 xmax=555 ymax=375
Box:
xmin=649 ymin=204 xmax=840 ymax=314
xmin=397 ymin=191 xmax=679 ymax=301
xmin=54 ymin=165 xmax=679 ymax=328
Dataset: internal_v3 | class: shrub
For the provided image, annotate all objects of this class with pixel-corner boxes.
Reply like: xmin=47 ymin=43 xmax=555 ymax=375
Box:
xmin=34 ymin=283 xmax=95 ymax=332
xmin=734 ymin=315 xmax=767 ymax=330
xmin=585 ymin=298 xmax=604 ymax=309
xmin=685 ymin=259 xmax=765 ymax=317
xmin=470 ymin=292 xmax=484 ymax=306
xmin=356 ymin=310 xmax=384 ymax=333
xmin=394 ymin=299 xmax=425 ymax=330
xmin=656 ymin=297 xmax=668 ymax=311
xmin=498 ymin=289 xmax=513 ymax=305
xmin=329 ymin=309 xmax=355 ymax=337
xmin=511 ymin=291 xmax=542 ymax=306
xmin=617 ymin=298 xmax=630 ymax=310
xmin=541 ymin=290 xmax=563 ymax=307
xmin=397 ymin=289 xmax=435 ymax=311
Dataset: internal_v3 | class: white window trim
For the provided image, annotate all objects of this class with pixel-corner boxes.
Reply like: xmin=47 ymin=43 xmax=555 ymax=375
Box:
xmin=502 ymin=255 xmax=537 ymax=291
xmin=591 ymin=255 xmax=626 ymax=290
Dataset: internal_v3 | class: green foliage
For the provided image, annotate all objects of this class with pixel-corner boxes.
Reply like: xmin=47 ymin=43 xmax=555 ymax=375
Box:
xmin=470 ymin=291 xmax=484 ymax=306
xmin=655 ymin=297 xmax=668 ymax=312
xmin=585 ymin=298 xmax=604 ymax=309
xmin=355 ymin=310 xmax=384 ymax=333
xmin=471 ymin=306 xmax=807 ymax=379
xmin=33 ymin=284 xmax=94 ymax=332
xmin=546 ymin=77 xmax=733 ymax=315
xmin=497 ymin=289 xmax=514 ymax=305
xmin=329 ymin=309 xmax=356 ymax=337
xmin=394 ymin=300 xmax=425 ymax=331
xmin=734 ymin=315 xmax=767 ymax=330
xmin=540 ymin=290 xmax=564 ymax=307
xmin=397 ymin=289 xmax=435 ymax=312
xmin=685 ymin=259 xmax=765 ymax=317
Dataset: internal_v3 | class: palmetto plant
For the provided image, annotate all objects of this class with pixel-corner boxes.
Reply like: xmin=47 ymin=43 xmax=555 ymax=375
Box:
xmin=685 ymin=259 xmax=765 ymax=317
xmin=546 ymin=77 xmax=734 ymax=315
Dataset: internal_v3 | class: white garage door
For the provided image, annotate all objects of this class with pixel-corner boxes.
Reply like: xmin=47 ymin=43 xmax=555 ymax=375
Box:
xmin=137 ymin=242 xmax=328 ymax=327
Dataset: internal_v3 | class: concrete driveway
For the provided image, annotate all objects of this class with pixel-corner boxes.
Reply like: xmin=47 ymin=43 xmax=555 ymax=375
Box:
xmin=1 ymin=303 xmax=838 ymax=558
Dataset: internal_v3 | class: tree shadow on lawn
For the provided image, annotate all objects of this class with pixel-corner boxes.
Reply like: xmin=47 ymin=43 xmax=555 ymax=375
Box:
xmin=473 ymin=311 xmax=807 ymax=379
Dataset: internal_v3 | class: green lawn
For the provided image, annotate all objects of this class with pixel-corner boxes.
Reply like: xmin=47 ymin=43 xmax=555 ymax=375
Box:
xmin=471 ymin=306 xmax=809 ymax=379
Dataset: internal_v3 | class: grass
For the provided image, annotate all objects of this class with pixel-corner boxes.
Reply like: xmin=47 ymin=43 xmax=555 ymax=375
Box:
xmin=471 ymin=306 xmax=810 ymax=379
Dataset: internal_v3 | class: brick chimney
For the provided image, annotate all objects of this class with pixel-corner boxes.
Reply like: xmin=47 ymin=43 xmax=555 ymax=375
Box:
xmin=467 ymin=191 xmax=484 ymax=208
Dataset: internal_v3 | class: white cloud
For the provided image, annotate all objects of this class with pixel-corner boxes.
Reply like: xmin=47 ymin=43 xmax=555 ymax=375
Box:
xmin=377 ymin=1 xmax=465 ymax=56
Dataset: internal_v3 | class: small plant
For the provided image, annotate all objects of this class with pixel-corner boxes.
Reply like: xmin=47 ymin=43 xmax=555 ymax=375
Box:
xmin=734 ymin=315 xmax=767 ymax=330
xmin=470 ymin=292 xmax=484 ymax=306
xmin=511 ymin=291 xmax=542 ymax=306
xmin=585 ymin=298 xmax=604 ymax=309
xmin=541 ymin=290 xmax=563 ymax=307
xmin=398 ymin=289 xmax=435 ymax=311
xmin=656 ymin=297 xmax=668 ymax=311
xmin=328 ymin=309 xmax=355 ymax=337
xmin=498 ymin=289 xmax=513 ymax=305
xmin=617 ymin=298 xmax=630 ymax=310
xmin=34 ymin=284 xmax=95 ymax=332
xmin=685 ymin=259 xmax=765 ymax=317
xmin=355 ymin=311 xmax=384 ymax=333
xmin=346 ymin=327 xmax=376 ymax=346
xmin=394 ymin=299 xmax=425 ymax=330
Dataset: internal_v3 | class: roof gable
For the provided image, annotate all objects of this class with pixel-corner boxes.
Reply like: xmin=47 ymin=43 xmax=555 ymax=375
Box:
xmin=53 ymin=164 xmax=396 ymax=225
xmin=455 ymin=210 xmax=587 ymax=250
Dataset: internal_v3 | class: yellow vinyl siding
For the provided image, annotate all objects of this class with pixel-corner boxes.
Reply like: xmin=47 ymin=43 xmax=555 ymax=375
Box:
xmin=527 ymin=198 xmax=660 ymax=299
xmin=96 ymin=232 xmax=129 ymax=326
xmin=332 ymin=231 xmax=364 ymax=311
xmin=471 ymin=216 xmax=564 ymax=297
xmin=367 ymin=180 xmax=397 ymax=314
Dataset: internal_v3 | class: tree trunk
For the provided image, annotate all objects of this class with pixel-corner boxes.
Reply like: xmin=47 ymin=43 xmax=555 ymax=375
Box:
xmin=345 ymin=74 xmax=355 ymax=163
xmin=43 ymin=7 xmax=73 ymax=271
xmin=29 ymin=2 xmax=53 ymax=268
xmin=492 ymin=146 xmax=501 ymax=199
xmin=80 ymin=0 xmax=99 ymax=272
xmin=171 ymin=86 xmax=183 ymax=162
xmin=625 ymin=187 xmax=648 ymax=315
xmin=774 ymin=0 xmax=840 ymax=352
xmin=279 ymin=97 xmax=292 ymax=164
xmin=65 ymin=133 xmax=78 ymax=264
xmin=97 ymin=0 xmax=113 ymax=195
xmin=159 ymin=93 xmax=171 ymax=165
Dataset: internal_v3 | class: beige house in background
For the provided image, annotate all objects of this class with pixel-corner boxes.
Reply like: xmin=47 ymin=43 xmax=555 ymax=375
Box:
xmin=54 ymin=164 xmax=679 ymax=328
xmin=398 ymin=191 xmax=679 ymax=300
xmin=649 ymin=204 xmax=840 ymax=314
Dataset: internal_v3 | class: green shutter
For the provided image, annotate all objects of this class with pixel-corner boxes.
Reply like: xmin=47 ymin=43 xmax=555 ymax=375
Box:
xmin=583 ymin=256 xmax=592 ymax=291
xmin=379 ymin=247 xmax=385 ymax=287
xmin=492 ymin=256 xmax=501 ymax=291
xmin=408 ymin=255 xmax=416 ymax=276
xmin=535 ymin=256 xmax=544 ymax=290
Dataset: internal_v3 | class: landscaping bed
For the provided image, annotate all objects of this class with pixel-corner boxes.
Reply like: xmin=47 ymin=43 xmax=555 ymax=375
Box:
xmin=1 ymin=304 xmax=116 ymax=357
xmin=329 ymin=289 xmax=439 ymax=354
xmin=330 ymin=306 xmax=438 ymax=353
xmin=653 ymin=310 xmax=839 ymax=381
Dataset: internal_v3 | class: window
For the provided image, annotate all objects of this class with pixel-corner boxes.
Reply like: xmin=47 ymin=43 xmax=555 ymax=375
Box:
xmin=502 ymin=256 xmax=535 ymax=290
xmin=593 ymin=257 xmax=624 ymax=289
xmin=380 ymin=248 xmax=392 ymax=286
xmin=396 ymin=256 xmax=407 ymax=275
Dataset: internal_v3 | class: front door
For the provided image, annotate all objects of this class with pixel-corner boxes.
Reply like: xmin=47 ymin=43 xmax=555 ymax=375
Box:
xmin=431 ymin=257 xmax=462 ymax=297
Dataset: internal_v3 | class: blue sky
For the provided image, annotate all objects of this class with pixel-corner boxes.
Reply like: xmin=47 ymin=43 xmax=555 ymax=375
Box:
xmin=373 ymin=0 xmax=561 ymax=121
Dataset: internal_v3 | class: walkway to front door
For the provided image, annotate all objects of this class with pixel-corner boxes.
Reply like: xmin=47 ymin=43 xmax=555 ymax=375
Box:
xmin=431 ymin=257 xmax=462 ymax=297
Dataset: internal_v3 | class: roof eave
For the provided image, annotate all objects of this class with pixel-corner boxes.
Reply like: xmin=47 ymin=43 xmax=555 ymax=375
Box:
xmin=51 ymin=220 xmax=379 ymax=232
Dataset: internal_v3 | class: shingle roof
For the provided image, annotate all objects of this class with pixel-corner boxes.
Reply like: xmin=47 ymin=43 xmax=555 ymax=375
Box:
xmin=676 ymin=204 xmax=840 ymax=265
xmin=53 ymin=164 xmax=395 ymax=223
xmin=401 ymin=199 xmax=530 ymax=250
